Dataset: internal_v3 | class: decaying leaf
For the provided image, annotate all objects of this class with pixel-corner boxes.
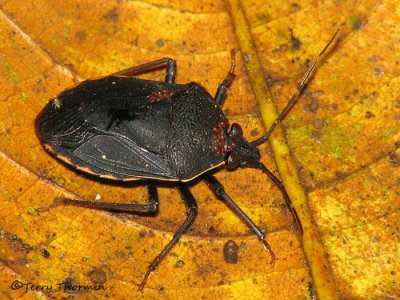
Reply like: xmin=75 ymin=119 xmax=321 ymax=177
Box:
xmin=0 ymin=0 xmax=398 ymax=299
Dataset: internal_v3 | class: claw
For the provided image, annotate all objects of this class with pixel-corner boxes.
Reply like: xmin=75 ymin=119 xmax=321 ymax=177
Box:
xmin=262 ymin=239 xmax=277 ymax=264
xmin=138 ymin=268 xmax=153 ymax=292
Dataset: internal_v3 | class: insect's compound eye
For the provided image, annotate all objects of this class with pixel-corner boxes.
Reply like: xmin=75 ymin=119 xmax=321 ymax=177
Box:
xmin=230 ymin=123 xmax=243 ymax=137
xmin=226 ymin=151 xmax=241 ymax=170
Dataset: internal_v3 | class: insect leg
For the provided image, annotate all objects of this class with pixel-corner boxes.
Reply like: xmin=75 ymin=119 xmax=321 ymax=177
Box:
xmin=138 ymin=183 xmax=198 ymax=291
xmin=55 ymin=184 xmax=159 ymax=213
xmin=110 ymin=58 xmax=177 ymax=84
xmin=203 ymin=173 xmax=276 ymax=261
xmin=242 ymin=161 xmax=304 ymax=235
xmin=214 ymin=50 xmax=236 ymax=107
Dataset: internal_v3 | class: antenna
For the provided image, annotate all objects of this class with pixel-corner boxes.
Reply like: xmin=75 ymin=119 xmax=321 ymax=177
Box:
xmin=251 ymin=30 xmax=340 ymax=146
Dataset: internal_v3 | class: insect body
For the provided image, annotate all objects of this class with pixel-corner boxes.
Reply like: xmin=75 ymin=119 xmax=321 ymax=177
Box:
xmin=36 ymin=32 xmax=338 ymax=291
xmin=38 ymin=78 xmax=231 ymax=181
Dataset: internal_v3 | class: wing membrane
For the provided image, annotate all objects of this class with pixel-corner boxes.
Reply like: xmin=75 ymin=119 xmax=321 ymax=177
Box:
xmin=71 ymin=134 xmax=175 ymax=180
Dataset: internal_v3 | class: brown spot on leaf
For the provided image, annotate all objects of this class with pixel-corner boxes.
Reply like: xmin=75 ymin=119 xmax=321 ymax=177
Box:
xmin=389 ymin=152 xmax=399 ymax=167
xmin=88 ymin=267 xmax=107 ymax=285
xmin=290 ymin=29 xmax=302 ymax=51
xmin=250 ymin=128 xmax=260 ymax=137
xmin=195 ymin=263 xmax=218 ymax=279
xmin=208 ymin=226 xmax=217 ymax=234
xmin=304 ymin=96 xmax=319 ymax=113
xmin=373 ymin=66 xmax=384 ymax=77
xmin=223 ymin=240 xmax=239 ymax=264
xmin=74 ymin=30 xmax=86 ymax=42
xmin=272 ymin=43 xmax=289 ymax=54
xmin=114 ymin=250 xmax=125 ymax=258
xmin=335 ymin=171 xmax=346 ymax=179
xmin=328 ymin=103 xmax=338 ymax=111
xmin=175 ymin=260 xmax=185 ymax=268
xmin=104 ymin=7 xmax=119 ymax=22
xmin=139 ymin=229 xmax=147 ymax=238
xmin=365 ymin=111 xmax=375 ymax=118
xmin=313 ymin=119 xmax=327 ymax=129
xmin=310 ymin=130 xmax=322 ymax=143
xmin=3 ymin=232 xmax=33 ymax=254
xmin=41 ymin=247 xmax=50 ymax=258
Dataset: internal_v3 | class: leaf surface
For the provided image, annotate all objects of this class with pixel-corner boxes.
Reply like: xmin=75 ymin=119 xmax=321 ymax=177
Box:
xmin=0 ymin=0 xmax=398 ymax=299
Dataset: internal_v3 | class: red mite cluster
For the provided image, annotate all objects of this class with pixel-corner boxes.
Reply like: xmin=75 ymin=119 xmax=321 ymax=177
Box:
xmin=212 ymin=119 xmax=228 ymax=156
xmin=212 ymin=118 xmax=237 ymax=157
xmin=147 ymin=87 xmax=176 ymax=103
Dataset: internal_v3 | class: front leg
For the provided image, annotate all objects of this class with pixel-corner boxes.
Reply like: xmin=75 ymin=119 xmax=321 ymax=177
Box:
xmin=241 ymin=161 xmax=304 ymax=235
xmin=203 ymin=173 xmax=276 ymax=261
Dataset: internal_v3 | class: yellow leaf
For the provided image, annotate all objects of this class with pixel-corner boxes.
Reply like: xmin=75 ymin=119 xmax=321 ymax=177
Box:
xmin=0 ymin=0 xmax=398 ymax=299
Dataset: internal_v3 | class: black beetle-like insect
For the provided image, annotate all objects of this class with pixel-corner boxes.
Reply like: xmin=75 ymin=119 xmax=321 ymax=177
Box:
xmin=36 ymin=32 xmax=338 ymax=291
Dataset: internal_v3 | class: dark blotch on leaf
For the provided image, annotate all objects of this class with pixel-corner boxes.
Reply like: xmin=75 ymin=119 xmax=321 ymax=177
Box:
xmin=42 ymin=249 xmax=50 ymax=258
xmin=250 ymin=128 xmax=260 ymax=137
xmin=156 ymin=39 xmax=165 ymax=47
xmin=175 ymin=260 xmax=185 ymax=268
xmin=389 ymin=152 xmax=399 ymax=167
xmin=347 ymin=15 xmax=362 ymax=30
xmin=223 ymin=240 xmax=239 ymax=264
xmin=310 ymin=130 xmax=322 ymax=142
xmin=208 ymin=226 xmax=218 ymax=234
xmin=335 ymin=171 xmax=346 ymax=179
xmin=290 ymin=29 xmax=302 ymax=51
xmin=7 ymin=233 xmax=33 ymax=253
xmin=63 ymin=277 xmax=74 ymax=293
xmin=104 ymin=8 xmax=119 ymax=22
xmin=75 ymin=30 xmax=87 ymax=42
xmin=272 ymin=44 xmax=289 ymax=54
xmin=139 ymin=229 xmax=147 ymax=238
xmin=88 ymin=267 xmax=107 ymax=285
xmin=304 ymin=98 xmax=319 ymax=113
xmin=313 ymin=119 xmax=327 ymax=129
xmin=365 ymin=111 xmax=375 ymax=118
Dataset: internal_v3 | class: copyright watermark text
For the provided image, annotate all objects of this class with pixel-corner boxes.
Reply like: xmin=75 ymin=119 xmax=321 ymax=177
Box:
xmin=11 ymin=280 xmax=106 ymax=293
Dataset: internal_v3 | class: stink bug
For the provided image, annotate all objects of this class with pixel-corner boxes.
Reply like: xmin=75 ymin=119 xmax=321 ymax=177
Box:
xmin=36 ymin=32 xmax=338 ymax=291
